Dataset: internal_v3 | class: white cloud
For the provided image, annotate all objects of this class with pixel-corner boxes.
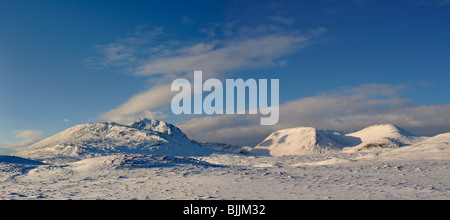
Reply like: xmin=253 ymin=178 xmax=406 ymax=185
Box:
xmin=99 ymin=84 xmax=175 ymax=124
xmin=0 ymin=130 xmax=43 ymax=155
xmin=13 ymin=130 xmax=43 ymax=146
xmin=177 ymin=114 xmax=271 ymax=146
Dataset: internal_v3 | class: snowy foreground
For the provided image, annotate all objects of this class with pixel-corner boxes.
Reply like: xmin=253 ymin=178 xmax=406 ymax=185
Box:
xmin=1 ymin=119 xmax=449 ymax=200
xmin=1 ymin=152 xmax=450 ymax=200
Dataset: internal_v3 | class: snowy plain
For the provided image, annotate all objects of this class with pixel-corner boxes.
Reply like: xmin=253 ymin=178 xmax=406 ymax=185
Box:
xmin=1 ymin=119 xmax=449 ymax=200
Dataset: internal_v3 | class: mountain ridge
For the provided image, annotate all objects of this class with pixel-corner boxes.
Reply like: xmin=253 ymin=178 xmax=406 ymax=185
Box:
xmin=11 ymin=120 xmax=448 ymax=159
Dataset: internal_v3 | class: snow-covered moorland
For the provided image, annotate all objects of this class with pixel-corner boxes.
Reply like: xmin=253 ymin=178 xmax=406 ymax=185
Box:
xmin=1 ymin=119 xmax=449 ymax=200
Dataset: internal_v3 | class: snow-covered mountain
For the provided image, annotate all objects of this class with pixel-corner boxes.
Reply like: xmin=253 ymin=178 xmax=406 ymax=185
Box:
xmin=13 ymin=118 xmax=219 ymax=161
xmin=11 ymin=120 xmax=442 ymax=159
xmin=342 ymin=124 xmax=426 ymax=153
xmin=250 ymin=124 xmax=427 ymax=156
xmin=249 ymin=127 xmax=350 ymax=156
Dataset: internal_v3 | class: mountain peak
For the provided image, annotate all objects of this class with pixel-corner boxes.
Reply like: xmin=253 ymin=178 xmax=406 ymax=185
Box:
xmin=362 ymin=124 xmax=401 ymax=131
xmin=249 ymin=126 xmax=343 ymax=156
xmin=349 ymin=124 xmax=417 ymax=138
xmin=128 ymin=118 xmax=165 ymax=129
xmin=127 ymin=118 xmax=185 ymax=137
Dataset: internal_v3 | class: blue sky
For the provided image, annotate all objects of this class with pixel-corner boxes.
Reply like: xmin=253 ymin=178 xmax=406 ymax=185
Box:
xmin=1 ymin=0 xmax=450 ymax=152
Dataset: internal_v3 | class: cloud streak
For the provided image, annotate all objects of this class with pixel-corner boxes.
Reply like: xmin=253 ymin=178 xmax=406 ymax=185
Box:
xmin=99 ymin=84 xmax=174 ymax=123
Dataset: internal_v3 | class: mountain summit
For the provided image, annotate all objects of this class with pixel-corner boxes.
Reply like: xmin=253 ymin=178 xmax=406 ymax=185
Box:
xmin=127 ymin=118 xmax=187 ymax=138
xmin=14 ymin=119 xmax=218 ymax=161
xmin=249 ymin=127 xmax=349 ymax=156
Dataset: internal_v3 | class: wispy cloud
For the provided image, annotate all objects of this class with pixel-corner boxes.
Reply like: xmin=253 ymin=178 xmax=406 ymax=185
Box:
xmin=88 ymin=24 xmax=327 ymax=79
xmin=134 ymin=28 xmax=327 ymax=77
xmin=82 ymin=25 xmax=165 ymax=71
xmin=92 ymin=21 xmax=328 ymax=123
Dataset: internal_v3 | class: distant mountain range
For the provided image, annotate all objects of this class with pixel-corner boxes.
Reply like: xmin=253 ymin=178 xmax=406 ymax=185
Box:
xmin=12 ymin=119 xmax=450 ymax=160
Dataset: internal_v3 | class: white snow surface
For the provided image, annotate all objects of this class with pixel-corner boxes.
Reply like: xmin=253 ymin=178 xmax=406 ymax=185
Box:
xmin=1 ymin=120 xmax=450 ymax=200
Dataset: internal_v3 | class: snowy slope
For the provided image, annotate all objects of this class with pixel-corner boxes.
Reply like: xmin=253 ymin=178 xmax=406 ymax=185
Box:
xmin=343 ymin=124 xmax=426 ymax=153
xmin=13 ymin=119 xmax=219 ymax=161
xmin=376 ymin=132 xmax=450 ymax=161
xmin=71 ymin=154 xmax=223 ymax=171
xmin=294 ymin=132 xmax=450 ymax=166
xmin=249 ymin=127 xmax=349 ymax=156
xmin=250 ymin=124 xmax=427 ymax=156
xmin=2 ymin=150 xmax=450 ymax=200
